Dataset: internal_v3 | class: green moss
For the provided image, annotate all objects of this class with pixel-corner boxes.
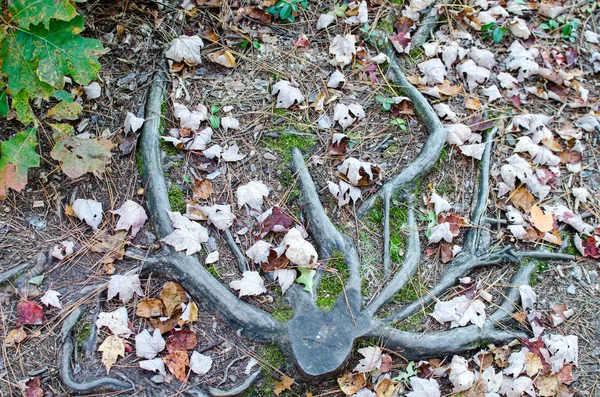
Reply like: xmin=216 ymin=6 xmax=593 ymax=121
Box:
xmin=435 ymin=147 xmax=448 ymax=169
xmin=263 ymin=133 xmax=315 ymax=163
xmin=160 ymin=140 xmax=180 ymax=157
xmin=366 ymin=200 xmax=408 ymax=264
xmin=206 ymin=265 xmax=220 ymax=280
xmin=316 ymin=250 xmax=349 ymax=312
xmin=392 ymin=279 xmax=427 ymax=303
xmin=167 ymin=185 xmax=186 ymax=213
xmin=135 ymin=149 xmax=143 ymax=175
xmin=377 ymin=17 xmax=395 ymax=33
xmin=258 ymin=343 xmax=286 ymax=368
xmin=354 ymin=337 xmax=378 ymax=350
xmin=392 ymin=312 xmax=425 ymax=331
xmin=76 ymin=323 xmax=92 ymax=352
xmin=436 ymin=177 xmax=456 ymax=195
xmin=272 ymin=298 xmax=294 ymax=322
xmin=529 ymin=259 xmax=549 ymax=286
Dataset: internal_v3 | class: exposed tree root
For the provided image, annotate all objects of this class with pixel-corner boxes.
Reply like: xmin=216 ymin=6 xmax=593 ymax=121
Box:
xmin=59 ymin=307 xmax=131 ymax=394
xmin=411 ymin=6 xmax=440 ymax=49
xmin=185 ymin=369 xmax=262 ymax=397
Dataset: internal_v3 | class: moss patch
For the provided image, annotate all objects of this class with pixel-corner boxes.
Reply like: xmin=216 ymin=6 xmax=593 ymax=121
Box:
xmin=316 ymin=249 xmax=349 ymax=312
xmin=393 ymin=278 xmax=427 ymax=303
xmin=529 ymin=259 xmax=549 ymax=286
xmin=76 ymin=323 xmax=92 ymax=352
xmin=245 ymin=344 xmax=288 ymax=396
xmin=263 ymin=133 xmax=315 ymax=163
xmin=160 ymin=140 xmax=180 ymax=157
xmin=206 ymin=265 xmax=220 ymax=280
xmin=272 ymin=296 xmax=294 ymax=322
xmin=392 ymin=312 xmax=425 ymax=331
xmin=366 ymin=199 xmax=409 ymax=263
xmin=167 ymin=184 xmax=186 ymax=213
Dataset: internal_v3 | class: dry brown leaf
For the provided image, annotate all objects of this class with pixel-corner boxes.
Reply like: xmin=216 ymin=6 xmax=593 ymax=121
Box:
xmin=530 ymin=205 xmax=554 ymax=233
xmin=166 ymin=329 xmax=198 ymax=353
xmin=136 ymin=298 xmax=164 ymax=318
xmin=337 ymin=372 xmax=366 ymax=395
xmin=438 ymin=80 xmax=463 ymax=96
xmin=556 ymin=364 xmax=574 ymax=385
xmin=536 ymin=374 xmax=559 ymax=396
xmin=208 ymin=50 xmax=237 ymax=68
xmin=526 ymin=351 xmax=543 ymax=376
xmin=509 ymin=186 xmax=535 ymax=213
xmin=274 ymin=375 xmax=294 ymax=396
xmin=465 ymin=97 xmax=481 ymax=110
xmin=164 ymin=351 xmax=189 ymax=381
xmin=91 ymin=231 xmax=128 ymax=264
xmin=98 ymin=335 xmax=125 ymax=374
xmin=193 ymin=178 xmax=213 ymax=200
xmin=150 ymin=310 xmax=182 ymax=334
xmin=376 ymin=377 xmax=396 ymax=397
xmin=160 ymin=282 xmax=189 ymax=317
xmin=178 ymin=302 xmax=199 ymax=326
xmin=6 ymin=328 xmax=27 ymax=346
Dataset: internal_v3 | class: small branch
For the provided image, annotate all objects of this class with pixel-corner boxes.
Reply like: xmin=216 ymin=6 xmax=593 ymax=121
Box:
xmin=358 ymin=38 xmax=446 ymax=218
xmin=367 ymin=196 xmax=420 ymax=317
xmin=59 ymin=307 xmax=131 ymax=393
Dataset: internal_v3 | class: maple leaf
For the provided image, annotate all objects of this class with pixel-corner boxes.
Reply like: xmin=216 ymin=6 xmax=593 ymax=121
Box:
xmin=429 ymin=193 xmax=451 ymax=215
xmin=173 ymin=103 xmax=208 ymax=131
xmin=162 ymin=211 xmax=209 ymax=255
xmin=40 ymin=290 xmax=62 ymax=310
xmin=407 ymin=377 xmax=441 ymax=397
xmin=222 ymin=143 xmax=246 ymax=162
xmin=112 ymin=200 xmax=147 ymax=237
xmin=282 ymin=228 xmax=318 ymax=267
xmin=237 ymin=181 xmax=270 ymax=210
xmin=333 ymin=103 xmax=365 ymax=129
xmin=124 ymin=112 xmax=145 ymax=135
xmin=50 ymin=124 xmax=114 ymax=179
xmin=139 ymin=358 xmax=167 ymax=376
xmin=272 ymin=80 xmax=304 ymax=109
xmin=328 ymin=180 xmax=362 ymax=207
xmin=229 ymin=271 xmax=267 ymax=297
xmin=337 ymin=372 xmax=366 ymax=396
xmin=164 ymin=351 xmax=189 ymax=381
xmin=136 ymin=298 xmax=164 ymax=318
xmin=135 ymin=329 xmax=166 ymax=359
xmin=274 ymin=375 xmax=294 ymax=396
xmin=543 ymin=334 xmax=578 ymax=374
xmin=274 ymin=269 xmax=296 ymax=294
xmin=98 ymin=335 xmax=125 ymax=374
xmin=221 ymin=116 xmax=240 ymax=132
xmin=338 ymin=157 xmax=380 ymax=186
xmin=165 ymin=35 xmax=204 ymax=65
xmin=190 ymin=351 xmax=213 ymax=375
xmin=328 ymin=133 xmax=350 ymax=155
xmin=353 ymin=346 xmax=382 ymax=372
xmin=6 ymin=328 xmax=27 ymax=346
xmin=428 ymin=222 xmax=454 ymax=243
xmin=0 ymin=128 xmax=40 ymax=200
xmin=431 ymin=295 xmax=486 ymax=328
xmin=166 ymin=329 xmax=198 ymax=353
xmin=96 ymin=307 xmax=132 ymax=337
xmin=16 ymin=301 xmax=45 ymax=326
xmin=530 ymin=205 xmax=554 ymax=233
xmin=160 ymin=282 xmax=189 ymax=317
xmin=418 ymin=59 xmax=447 ymax=85
xmin=317 ymin=14 xmax=335 ymax=29
xmin=329 ymin=34 xmax=356 ymax=66
xmin=200 ymin=204 xmax=235 ymax=230
xmin=449 ymin=355 xmax=475 ymax=392
xmin=90 ymin=230 xmax=128 ymax=264
xmin=457 ymin=59 xmax=490 ymax=92
xmin=51 ymin=240 xmax=75 ymax=260
xmin=107 ymin=274 xmax=144 ymax=304
xmin=17 ymin=376 xmax=44 ymax=397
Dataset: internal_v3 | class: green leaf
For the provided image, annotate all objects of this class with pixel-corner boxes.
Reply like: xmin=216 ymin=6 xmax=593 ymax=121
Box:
xmin=240 ymin=41 xmax=249 ymax=50
xmin=53 ymin=90 xmax=74 ymax=103
xmin=253 ymin=41 xmax=261 ymax=49
xmin=50 ymin=123 xmax=114 ymax=179
xmin=492 ymin=27 xmax=505 ymax=43
xmin=267 ymin=5 xmax=278 ymax=16
xmin=279 ymin=3 xmax=292 ymax=20
xmin=0 ymin=90 xmax=8 ymax=117
xmin=296 ymin=267 xmax=316 ymax=295
xmin=209 ymin=114 xmax=220 ymax=129
xmin=333 ymin=4 xmax=347 ymax=17
xmin=12 ymin=89 xmax=35 ymax=123
xmin=46 ymin=100 xmax=82 ymax=121
xmin=8 ymin=0 xmax=78 ymax=29
xmin=28 ymin=275 xmax=44 ymax=286
xmin=0 ymin=128 xmax=40 ymax=200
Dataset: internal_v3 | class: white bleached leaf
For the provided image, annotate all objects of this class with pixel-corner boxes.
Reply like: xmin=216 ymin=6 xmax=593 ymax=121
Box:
xmin=165 ymin=35 xmax=204 ymax=65
xmin=514 ymin=136 xmax=540 ymax=157
xmin=442 ymin=42 xmax=467 ymax=68
xmin=124 ymin=112 xmax=144 ymax=135
xmin=509 ymin=17 xmax=531 ymax=39
xmin=237 ymin=181 xmax=269 ymax=210
xmin=174 ymin=103 xmax=208 ymax=131
xmin=135 ymin=329 xmax=165 ymax=359
xmin=500 ymin=376 xmax=535 ymax=397
xmin=317 ymin=13 xmax=335 ymax=29
xmin=505 ymin=41 xmax=539 ymax=81
xmin=585 ymin=30 xmax=600 ymax=43
xmin=72 ymin=198 xmax=103 ymax=230
xmin=481 ymin=85 xmax=502 ymax=102
xmin=344 ymin=1 xmax=368 ymax=25
xmin=329 ymin=34 xmax=356 ymax=66
xmin=41 ymin=290 xmax=62 ymax=310
xmin=480 ymin=366 xmax=503 ymax=394
xmin=162 ymin=211 xmax=209 ymax=255
xmin=282 ymin=228 xmax=318 ymax=267
xmin=229 ymin=271 xmax=267 ymax=297
xmin=429 ymin=193 xmax=451 ymax=215
xmin=51 ymin=240 xmax=75 ymax=260
xmin=504 ymin=348 xmax=527 ymax=377
xmin=446 ymin=124 xmax=480 ymax=145
xmin=429 ymin=222 xmax=453 ymax=243
xmin=272 ymin=80 xmax=304 ymax=109
xmin=327 ymin=70 xmax=346 ymax=88
xmin=497 ymin=72 xmax=518 ymax=89
xmin=200 ymin=204 xmax=235 ymax=231
xmin=459 ymin=143 xmax=486 ymax=160
xmin=112 ymin=200 xmax=147 ymax=237
xmin=406 ymin=377 xmax=441 ymax=397
xmin=543 ymin=334 xmax=578 ymax=374
xmin=203 ymin=144 xmax=222 ymax=160
xmin=274 ymin=269 xmax=297 ymax=294
xmin=353 ymin=346 xmax=382 ymax=372
xmin=190 ymin=351 xmax=213 ymax=375
xmin=96 ymin=307 xmax=131 ymax=337
xmin=500 ymin=154 xmax=532 ymax=189
xmin=370 ymin=53 xmax=389 ymax=64
xmin=83 ymin=82 xmax=101 ymax=100
xmin=433 ymin=103 xmax=458 ymax=122
xmin=205 ymin=251 xmax=219 ymax=264
xmin=139 ymin=358 xmax=167 ymax=377
xmin=457 ymin=59 xmax=490 ymax=92
xmin=508 ymin=224 xmax=527 ymax=240
xmin=532 ymin=146 xmax=560 ymax=166
xmin=221 ymin=116 xmax=240 ymax=132
xmin=575 ymin=115 xmax=599 ymax=132
xmin=470 ymin=48 xmax=496 ymax=69
xmin=245 ymin=240 xmax=272 ymax=264
xmin=108 ymin=274 xmax=144 ymax=304
xmin=185 ymin=127 xmax=213 ymax=151
xmin=333 ymin=103 xmax=365 ymax=129
xmin=518 ymin=285 xmax=536 ymax=311
xmin=431 ymin=295 xmax=486 ymax=328
xmin=338 ymin=157 xmax=378 ymax=186
xmin=221 ymin=143 xmax=246 ymax=162
xmin=418 ymin=58 xmax=447 ymax=85
xmin=328 ymin=180 xmax=362 ymax=207
xmin=448 ymin=355 xmax=475 ymax=392
xmin=572 ymin=187 xmax=589 ymax=202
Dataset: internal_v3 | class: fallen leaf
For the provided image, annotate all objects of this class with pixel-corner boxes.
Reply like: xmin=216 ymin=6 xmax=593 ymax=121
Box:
xmin=51 ymin=240 xmax=75 ymax=260
xmin=40 ymin=290 xmax=62 ymax=310
xmin=96 ymin=307 xmax=132 ymax=337
xmin=221 ymin=143 xmax=246 ymax=162
xmin=208 ymin=49 xmax=236 ymax=68
xmin=431 ymin=295 xmax=486 ymax=328
xmin=6 ymin=328 xmax=27 ymax=346
xmin=46 ymin=101 xmax=82 ymax=121
xmin=338 ymin=157 xmax=380 ymax=186
xmin=83 ymin=82 xmax=102 ymax=100
xmin=90 ymin=231 xmax=128 ymax=264
xmin=112 ymin=200 xmax=147 ymax=237
xmin=449 ymin=355 xmax=475 ymax=392
xmin=328 ymin=180 xmax=362 ymax=207
xmin=354 ymin=346 xmax=382 ymax=372
xmin=190 ymin=351 xmax=213 ymax=375
xmin=18 ymin=377 xmax=43 ymax=397
xmin=282 ymin=228 xmax=318 ymax=267
xmin=165 ymin=35 xmax=204 ymax=65
xmin=163 ymin=351 xmax=189 ymax=381
xmin=260 ymin=206 xmax=293 ymax=236
xmin=200 ymin=204 xmax=235 ymax=230
xmin=406 ymin=377 xmax=441 ymax=397
xmin=193 ymin=178 xmax=213 ymax=200
xmin=333 ymin=103 xmax=365 ymax=130
xmin=328 ymin=133 xmax=349 ymax=155
xmin=237 ymin=181 xmax=269 ymax=210
xmin=274 ymin=375 xmax=294 ymax=396
xmin=229 ymin=271 xmax=266 ymax=297
xmin=530 ymin=205 xmax=554 ymax=233
xmin=136 ymin=298 xmax=164 ymax=318
xmin=72 ymin=198 xmax=103 ymax=230
xmin=535 ymin=374 xmax=559 ymax=396
xmin=139 ymin=358 xmax=167 ymax=376
xmin=419 ymin=58 xmax=447 ymax=85
xmin=274 ymin=269 xmax=296 ymax=294
xmin=16 ymin=301 xmax=45 ymax=326
xmin=429 ymin=222 xmax=454 ymax=244
xmin=166 ymin=329 xmax=197 ymax=353
xmin=160 ymin=282 xmax=189 ymax=317
xmin=509 ymin=187 xmax=535 ymax=213
xmin=329 ymin=34 xmax=356 ymax=66
xmin=107 ymin=274 xmax=144 ymax=304
xmin=272 ymin=80 xmax=304 ymax=109
xmin=124 ymin=112 xmax=145 ymax=135
xmin=98 ymin=335 xmax=125 ymax=374
xmin=136 ymin=329 xmax=166 ymax=359
xmin=338 ymin=372 xmax=366 ymax=395
xmin=162 ymin=211 xmax=209 ymax=255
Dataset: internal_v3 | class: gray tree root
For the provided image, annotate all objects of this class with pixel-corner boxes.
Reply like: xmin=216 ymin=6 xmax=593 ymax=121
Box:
xmin=185 ymin=369 xmax=262 ymax=397
xmin=59 ymin=307 xmax=131 ymax=394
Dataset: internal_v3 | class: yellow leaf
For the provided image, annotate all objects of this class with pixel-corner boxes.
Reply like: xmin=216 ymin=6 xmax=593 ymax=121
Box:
xmin=274 ymin=375 xmax=294 ymax=396
xmin=98 ymin=335 xmax=125 ymax=374
xmin=530 ymin=204 xmax=554 ymax=233
xmin=208 ymin=50 xmax=237 ymax=68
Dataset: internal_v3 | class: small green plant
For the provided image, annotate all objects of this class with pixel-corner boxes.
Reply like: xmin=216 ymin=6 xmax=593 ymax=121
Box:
xmin=359 ymin=23 xmax=374 ymax=42
xmin=209 ymin=105 xmax=220 ymax=129
xmin=390 ymin=118 xmax=407 ymax=131
xmin=267 ymin=0 xmax=308 ymax=23
xmin=376 ymin=95 xmax=395 ymax=111
xmin=241 ymin=40 xmax=261 ymax=50
xmin=481 ymin=22 xmax=507 ymax=43
xmin=560 ymin=18 xmax=581 ymax=42
xmin=540 ymin=19 xmax=560 ymax=31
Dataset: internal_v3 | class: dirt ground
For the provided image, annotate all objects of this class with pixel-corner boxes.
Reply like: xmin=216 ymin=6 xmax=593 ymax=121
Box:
xmin=0 ymin=0 xmax=599 ymax=396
